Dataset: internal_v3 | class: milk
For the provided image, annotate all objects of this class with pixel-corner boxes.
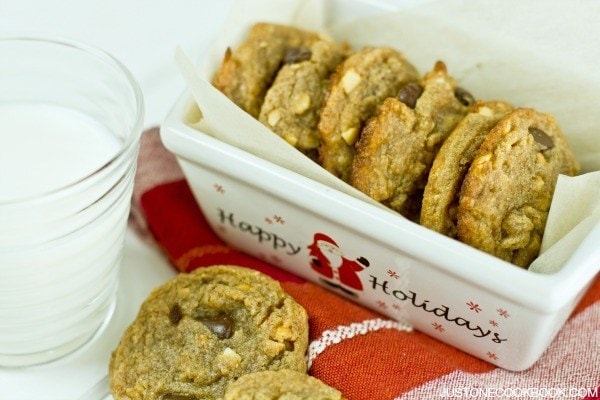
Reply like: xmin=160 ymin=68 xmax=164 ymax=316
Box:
xmin=0 ymin=102 xmax=136 ymax=366
xmin=0 ymin=103 xmax=120 ymax=201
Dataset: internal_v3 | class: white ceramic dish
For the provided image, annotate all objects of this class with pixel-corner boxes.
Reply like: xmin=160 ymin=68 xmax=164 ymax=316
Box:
xmin=161 ymin=95 xmax=599 ymax=371
xmin=161 ymin=0 xmax=600 ymax=371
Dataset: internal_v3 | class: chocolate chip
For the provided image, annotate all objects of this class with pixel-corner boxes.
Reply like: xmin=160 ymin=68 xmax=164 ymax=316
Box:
xmin=454 ymin=87 xmax=475 ymax=106
xmin=169 ymin=304 xmax=183 ymax=325
xmin=529 ymin=126 xmax=554 ymax=150
xmin=193 ymin=313 xmax=234 ymax=339
xmin=284 ymin=47 xmax=312 ymax=64
xmin=284 ymin=340 xmax=295 ymax=351
xmin=160 ymin=393 xmax=197 ymax=400
xmin=397 ymin=82 xmax=423 ymax=109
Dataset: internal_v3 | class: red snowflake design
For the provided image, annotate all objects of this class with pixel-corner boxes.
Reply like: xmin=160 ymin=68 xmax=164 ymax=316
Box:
xmin=376 ymin=300 xmax=388 ymax=310
xmin=486 ymin=351 xmax=499 ymax=361
xmin=265 ymin=215 xmax=285 ymax=225
xmin=213 ymin=183 xmax=225 ymax=194
xmin=393 ymin=304 xmax=402 ymax=311
xmin=497 ymin=308 xmax=510 ymax=318
xmin=466 ymin=301 xmax=482 ymax=313
xmin=489 ymin=320 xmax=499 ymax=327
xmin=387 ymin=269 xmax=400 ymax=279
xmin=432 ymin=322 xmax=445 ymax=333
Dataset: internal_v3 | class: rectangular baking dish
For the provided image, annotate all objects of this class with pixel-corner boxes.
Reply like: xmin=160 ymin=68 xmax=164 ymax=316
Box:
xmin=160 ymin=0 xmax=600 ymax=371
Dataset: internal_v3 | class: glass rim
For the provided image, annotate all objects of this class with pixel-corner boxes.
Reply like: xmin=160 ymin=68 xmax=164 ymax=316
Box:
xmin=0 ymin=35 xmax=144 ymax=205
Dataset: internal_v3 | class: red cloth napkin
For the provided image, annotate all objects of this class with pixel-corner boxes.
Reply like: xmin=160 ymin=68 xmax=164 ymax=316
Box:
xmin=132 ymin=128 xmax=600 ymax=400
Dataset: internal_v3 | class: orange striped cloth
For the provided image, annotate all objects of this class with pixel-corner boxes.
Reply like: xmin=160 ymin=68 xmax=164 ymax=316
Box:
xmin=132 ymin=128 xmax=600 ymax=399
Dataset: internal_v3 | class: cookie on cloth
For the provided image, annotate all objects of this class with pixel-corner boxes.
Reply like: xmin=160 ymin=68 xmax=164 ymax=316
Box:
xmin=223 ymin=370 xmax=348 ymax=400
xmin=109 ymin=265 xmax=309 ymax=400
xmin=421 ymin=100 xmax=514 ymax=237
xmin=350 ymin=61 xmax=472 ymax=220
xmin=457 ymin=108 xmax=580 ymax=268
xmin=317 ymin=46 xmax=419 ymax=181
xmin=213 ymin=23 xmax=321 ymax=117
xmin=259 ymin=39 xmax=353 ymax=160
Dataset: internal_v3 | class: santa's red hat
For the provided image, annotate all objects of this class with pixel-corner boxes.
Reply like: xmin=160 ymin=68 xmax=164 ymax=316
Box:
xmin=312 ymin=233 xmax=338 ymax=247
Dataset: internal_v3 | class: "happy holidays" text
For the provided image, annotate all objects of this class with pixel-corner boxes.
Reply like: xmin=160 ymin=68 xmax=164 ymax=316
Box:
xmin=217 ymin=208 xmax=302 ymax=255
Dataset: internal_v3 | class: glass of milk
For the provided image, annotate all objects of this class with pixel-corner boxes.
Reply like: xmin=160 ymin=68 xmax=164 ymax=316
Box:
xmin=0 ymin=37 xmax=143 ymax=367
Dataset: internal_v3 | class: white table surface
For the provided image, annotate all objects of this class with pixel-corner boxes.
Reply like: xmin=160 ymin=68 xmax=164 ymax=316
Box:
xmin=0 ymin=1 xmax=233 ymax=398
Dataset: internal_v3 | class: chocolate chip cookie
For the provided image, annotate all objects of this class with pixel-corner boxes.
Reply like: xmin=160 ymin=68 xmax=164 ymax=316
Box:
xmin=259 ymin=39 xmax=352 ymax=159
xmin=213 ymin=23 xmax=321 ymax=117
xmin=457 ymin=108 xmax=580 ymax=267
xmin=317 ymin=46 xmax=419 ymax=181
xmin=421 ymin=101 xmax=514 ymax=236
xmin=223 ymin=370 xmax=347 ymax=400
xmin=350 ymin=61 xmax=472 ymax=219
xmin=109 ymin=265 xmax=309 ymax=400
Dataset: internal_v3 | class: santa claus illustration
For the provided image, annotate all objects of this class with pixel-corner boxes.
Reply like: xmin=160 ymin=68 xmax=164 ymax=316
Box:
xmin=307 ymin=233 xmax=369 ymax=296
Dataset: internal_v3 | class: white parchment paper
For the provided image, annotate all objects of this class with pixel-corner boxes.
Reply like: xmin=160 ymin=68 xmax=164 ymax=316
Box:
xmin=177 ymin=0 xmax=600 ymax=274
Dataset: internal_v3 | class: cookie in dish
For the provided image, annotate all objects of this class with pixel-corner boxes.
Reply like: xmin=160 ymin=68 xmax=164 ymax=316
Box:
xmin=421 ymin=100 xmax=514 ymax=236
xmin=457 ymin=108 xmax=579 ymax=267
xmin=213 ymin=22 xmax=322 ymax=118
xmin=350 ymin=61 xmax=472 ymax=220
xmin=259 ymin=38 xmax=353 ymax=160
xmin=317 ymin=46 xmax=419 ymax=181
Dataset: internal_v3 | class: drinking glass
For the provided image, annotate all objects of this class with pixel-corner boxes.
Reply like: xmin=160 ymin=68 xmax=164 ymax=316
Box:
xmin=0 ymin=37 xmax=143 ymax=367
